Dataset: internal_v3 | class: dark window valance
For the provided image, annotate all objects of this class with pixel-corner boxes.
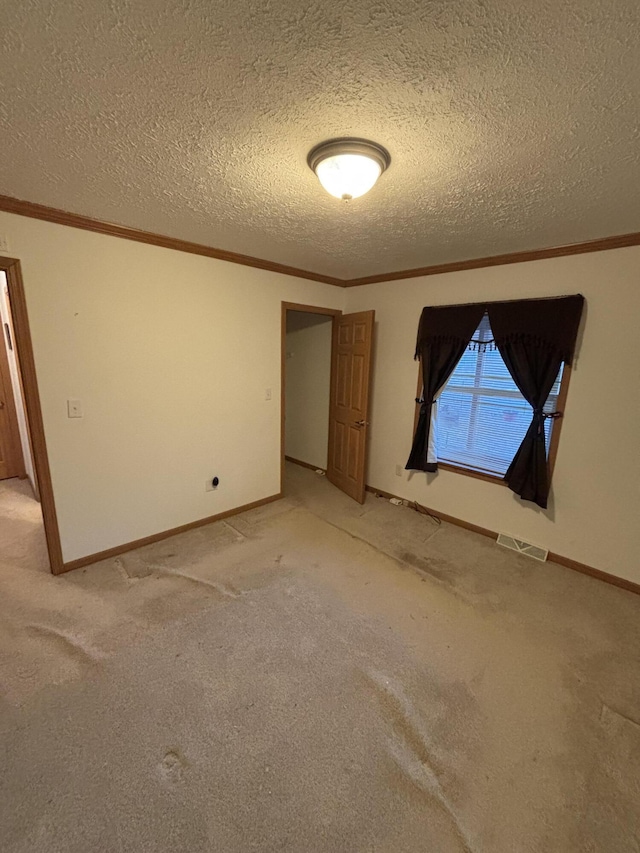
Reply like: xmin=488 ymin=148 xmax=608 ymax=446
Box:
xmin=415 ymin=295 xmax=584 ymax=365
xmin=416 ymin=295 xmax=584 ymax=364
xmin=414 ymin=303 xmax=485 ymax=359
xmin=487 ymin=295 xmax=584 ymax=366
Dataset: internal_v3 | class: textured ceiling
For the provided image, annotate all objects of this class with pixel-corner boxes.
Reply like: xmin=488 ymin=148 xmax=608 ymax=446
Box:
xmin=1 ymin=0 xmax=639 ymax=279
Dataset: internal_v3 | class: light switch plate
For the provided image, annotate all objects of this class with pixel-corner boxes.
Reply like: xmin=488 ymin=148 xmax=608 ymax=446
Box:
xmin=0 ymin=235 xmax=9 ymax=253
xmin=265 ymin=388 xmax=272 ymax=401
xmin=67 ymin=399 xmax=83 ymax=418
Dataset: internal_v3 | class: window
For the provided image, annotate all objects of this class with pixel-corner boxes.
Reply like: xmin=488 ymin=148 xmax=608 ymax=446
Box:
xmin=436 ymin=314 xmax=563 ymax=478
xmin=407 ymin=295 xmax=583 ymax=507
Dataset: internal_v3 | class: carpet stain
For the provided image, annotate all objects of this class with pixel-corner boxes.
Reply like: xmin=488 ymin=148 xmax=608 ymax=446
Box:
xmin=159 ymin=749 xmax=188 ymax=785
xmin=398 ymin=550 xmax=453 ymax=583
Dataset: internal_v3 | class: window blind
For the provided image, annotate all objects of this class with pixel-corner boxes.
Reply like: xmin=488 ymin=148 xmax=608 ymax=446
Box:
xmin=437 ymin=314 xmax=562 ymax=476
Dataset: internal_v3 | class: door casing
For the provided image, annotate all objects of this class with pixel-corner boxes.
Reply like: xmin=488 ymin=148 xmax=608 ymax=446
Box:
xmin=0 ymin=256 xmax=63 ymax=574
xmin=280 ymin=302 xmax=342 ymax=493
xmin=3 ymin=282 xmax=39 ymax=496
xmin=281 ymin=302 xmax=375 ymax=505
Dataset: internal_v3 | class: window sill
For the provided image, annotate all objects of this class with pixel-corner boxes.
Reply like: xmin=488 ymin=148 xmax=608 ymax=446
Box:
xmin=438 ymin=462 xmax=508 ymax=486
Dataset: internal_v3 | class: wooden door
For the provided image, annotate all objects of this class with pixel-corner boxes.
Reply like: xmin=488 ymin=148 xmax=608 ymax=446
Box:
xmin=0 ymin=320 xmax=24 ymax=480
xmin=327 ymin=310 xmax=375 ymax=503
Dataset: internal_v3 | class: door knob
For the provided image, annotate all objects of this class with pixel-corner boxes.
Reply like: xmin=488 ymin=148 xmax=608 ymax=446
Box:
xmin=353 ymin=419 xmax=369 ymax=427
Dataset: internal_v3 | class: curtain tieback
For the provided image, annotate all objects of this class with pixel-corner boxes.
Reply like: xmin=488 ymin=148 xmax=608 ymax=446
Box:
xmin=532 ymin=407 xmax=562 ymax=418
xmin=415 ymin=397 xmax=437 ymax=410
xmin=532 ymin=408 xmax=563 ymax=434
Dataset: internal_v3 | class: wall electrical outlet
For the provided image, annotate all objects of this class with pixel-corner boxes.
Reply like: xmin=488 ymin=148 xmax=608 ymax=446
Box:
xmin=67 ymin=399 xmax=83 ymax=418
xmin=205 ymin=477 xmax=219 ymax=492
xmin=395 ymin=464 xmax=403 ymax=477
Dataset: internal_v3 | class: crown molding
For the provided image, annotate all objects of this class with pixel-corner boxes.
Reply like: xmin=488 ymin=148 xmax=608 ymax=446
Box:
xmin=0 ymin=194 xmax=344 ymax=287
xmin=344 ymin=231 xmax=640 ymax=286
xmin=1 ymin=193 xmax=638 ymax=287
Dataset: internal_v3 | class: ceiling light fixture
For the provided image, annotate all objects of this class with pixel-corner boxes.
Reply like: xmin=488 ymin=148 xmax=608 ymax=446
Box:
xmin=308 ymin=138 xmax=391 ymax=201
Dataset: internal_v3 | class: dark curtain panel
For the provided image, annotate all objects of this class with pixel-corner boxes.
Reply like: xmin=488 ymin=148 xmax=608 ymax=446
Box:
xmin=488 ymin=295 xmax=584 ymax=508
xmin=406 ymin=304 xmax=485 ymax=472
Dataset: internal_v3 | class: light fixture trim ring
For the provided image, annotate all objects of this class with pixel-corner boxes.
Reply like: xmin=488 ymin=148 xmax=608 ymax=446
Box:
xmin=307 ymin=137 xmax=391 ymax=174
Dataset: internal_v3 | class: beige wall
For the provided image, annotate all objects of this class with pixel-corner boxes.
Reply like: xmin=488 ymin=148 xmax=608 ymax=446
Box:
xmin=2 ymin=207 xmax=638 ymax=584
xmin=344 ymin=247 xmax=640 ymax=585
xmin=0 ymin=212 xmax=343 ymax=562
xmin=285 ymin=312 xmax=333 ymax=469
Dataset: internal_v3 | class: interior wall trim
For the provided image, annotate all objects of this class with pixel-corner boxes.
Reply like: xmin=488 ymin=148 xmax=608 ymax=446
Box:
xmin=360 ymin=483 xmax=640 ymax=597
xmin=345 ymin=232 xmax=640 ymax=286
xmin=284 ymin=454 xmax=327 ymax=473
xmin=0 ymin=195 xmax=343 ymax=287
xmin=1 ymin=194 xmax=639 ymax=288
xmin=0 ymin=256 xmax=64 ymax=574
xmin=280 ymin=301 xmax=342 ymax=497
xmin=61 ymin=492 xmax=283 ymax=574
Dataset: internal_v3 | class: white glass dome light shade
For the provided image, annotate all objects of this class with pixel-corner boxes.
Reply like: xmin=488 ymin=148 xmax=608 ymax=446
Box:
xmin=308 ymin=138 xmax=391 ymax=201
xmin=315 ymin=153 xmax=382 ymax=200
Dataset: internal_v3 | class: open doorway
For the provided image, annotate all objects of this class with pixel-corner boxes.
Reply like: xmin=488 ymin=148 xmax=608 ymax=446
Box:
xmin=0 ymin=271 xmax=35 ymax=489
xmin=0 ymin=257 xmax=63 ymax=574
xmin=282 ymin=303 xmax=339 ymax=500
xmin=0 ymin=268 xmax=47 ymax=571
xmin=284 ymin=308 xmax=335 ymax=473
xmin=280 ymin=302 xmax=375 ymax=504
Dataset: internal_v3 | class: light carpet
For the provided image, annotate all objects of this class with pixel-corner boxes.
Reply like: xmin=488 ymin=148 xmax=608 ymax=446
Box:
xmin=0 ymin=465 xmax=639 ymax=852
